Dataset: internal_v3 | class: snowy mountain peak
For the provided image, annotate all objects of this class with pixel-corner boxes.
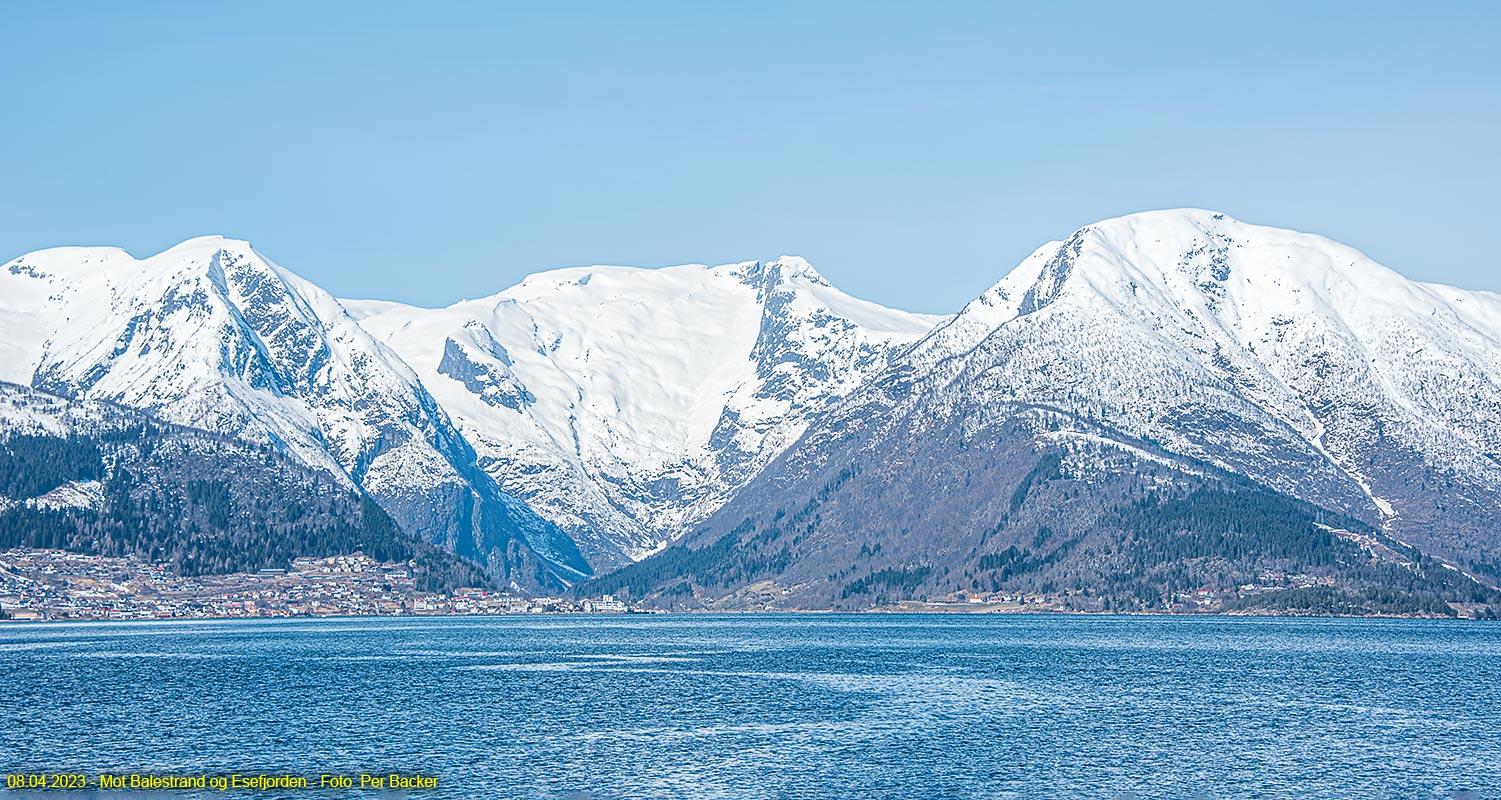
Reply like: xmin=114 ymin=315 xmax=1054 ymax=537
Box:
xmin=875 ymin=210 xmax=1501 ymax=570
xmin=721 ymin=256 xmax=833 ymax=291
xmin=917 ymin=210 xmax=1501 ymax=366
xmin=161 ymin=233 xmax=249 ymax=252
xmin=354 ymin=256 xmax=941 ymax=566
xmin=1016 ymin=209 xmax=1480 ymax=320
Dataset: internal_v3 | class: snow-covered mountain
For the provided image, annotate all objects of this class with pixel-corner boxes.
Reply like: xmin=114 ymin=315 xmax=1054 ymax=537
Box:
xmin=0 ymin=237 xmax=587 ymax=589
xmin=594 ymin=209 xmax=1501 ymax=606
xmin=350 ymin=257 xmax=940 ymax=567
xmin=893 ymin=209 xmax=1501 ymax=561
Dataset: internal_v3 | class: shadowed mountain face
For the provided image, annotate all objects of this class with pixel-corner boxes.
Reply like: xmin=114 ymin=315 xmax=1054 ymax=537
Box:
xmin=584 ymin=211 xmax=1501 ymax=610
xmin=580 ymin=391 xmax=1498 ymax=615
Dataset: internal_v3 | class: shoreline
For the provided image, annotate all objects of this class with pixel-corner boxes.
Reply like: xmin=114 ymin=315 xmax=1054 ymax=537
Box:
xmin=7 ymin=547 xmax=1492 ymax=623
xmin=2 ymin=606 xmax=1484 ymax=624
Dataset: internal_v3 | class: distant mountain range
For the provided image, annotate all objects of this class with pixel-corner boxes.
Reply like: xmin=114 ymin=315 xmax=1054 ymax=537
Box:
xmin=3 ymin=211 xmax=1498 ymax=613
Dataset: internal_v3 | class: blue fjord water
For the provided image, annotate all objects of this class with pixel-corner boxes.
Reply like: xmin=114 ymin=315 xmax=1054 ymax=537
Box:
xmin=2 ymin=615 xmax=1498 ymax=800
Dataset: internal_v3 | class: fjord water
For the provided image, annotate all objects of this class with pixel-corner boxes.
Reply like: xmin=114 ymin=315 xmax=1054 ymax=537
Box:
xmin=2 ymin=616 xmax=1497 ymax=800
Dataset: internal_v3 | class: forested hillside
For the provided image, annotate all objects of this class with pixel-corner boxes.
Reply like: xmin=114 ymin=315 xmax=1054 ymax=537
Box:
xmin=582 ymin=405 xmax=1500 ymax=616
xmin=0 ymin=383 xmax=490 ymax=592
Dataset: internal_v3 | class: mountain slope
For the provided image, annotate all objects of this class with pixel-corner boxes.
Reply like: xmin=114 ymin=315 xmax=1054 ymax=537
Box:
xmin=351 ymin=257 xmax=940 ymax=568
xmin=0 ymin=238 xmax=586 ymax=590
xmin=903 ymin=210 xmax=1501 ymax=565
xmin=588 ymin=210 xmax=1501 ymax=608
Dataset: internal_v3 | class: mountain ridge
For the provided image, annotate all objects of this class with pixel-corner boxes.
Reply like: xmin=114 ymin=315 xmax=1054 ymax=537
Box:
xmin=4 ymin=209 xmax=1498 ymax=610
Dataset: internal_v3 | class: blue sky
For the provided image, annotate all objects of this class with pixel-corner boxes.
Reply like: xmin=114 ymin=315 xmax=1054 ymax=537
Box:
xmin=3 ymin=2 xmax=1497 ymax=313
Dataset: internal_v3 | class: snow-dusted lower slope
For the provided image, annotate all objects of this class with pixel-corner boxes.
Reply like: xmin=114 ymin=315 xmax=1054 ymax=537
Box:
xmin=352 ymin=257 xmax=940 ymax=567
xmin=0 ymin=239 xmax=587 ymax=589
xmin=0 ymin=381 xmax=496 ymax=590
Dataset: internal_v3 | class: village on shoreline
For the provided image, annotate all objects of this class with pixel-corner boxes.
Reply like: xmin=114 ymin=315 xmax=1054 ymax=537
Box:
xmin=0 ymin=548 xmax=631 ymax=621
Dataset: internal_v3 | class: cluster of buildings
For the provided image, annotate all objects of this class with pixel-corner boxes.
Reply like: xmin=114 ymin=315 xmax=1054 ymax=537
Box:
xmin=0 ymin=548 xmax=633 ymax=621
xmin=1158 ymin=571 xmax=1337 ymax=611
xmin=1234 ymin=570 xmax=1337 ymax=595
xmin=958 ymin=592 xmax=1046 ymax=605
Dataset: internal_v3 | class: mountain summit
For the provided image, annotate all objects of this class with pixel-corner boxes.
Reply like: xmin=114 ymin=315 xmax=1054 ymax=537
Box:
xmin=351 ymin=256 xmax=940 ymax=567
xmin=0 ymin=237 xmax=587 ymax=589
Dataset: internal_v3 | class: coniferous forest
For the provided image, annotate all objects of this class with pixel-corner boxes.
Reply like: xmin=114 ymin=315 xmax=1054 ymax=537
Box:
xmin=0 ymin=424 xmax=489 ymax=593
xmin=582 ymin=440 xmax=1501 ymax=616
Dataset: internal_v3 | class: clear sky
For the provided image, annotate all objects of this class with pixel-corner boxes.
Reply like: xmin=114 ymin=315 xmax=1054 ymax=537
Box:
xmin=3 ymin=2 xmax=1497 ymax=313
